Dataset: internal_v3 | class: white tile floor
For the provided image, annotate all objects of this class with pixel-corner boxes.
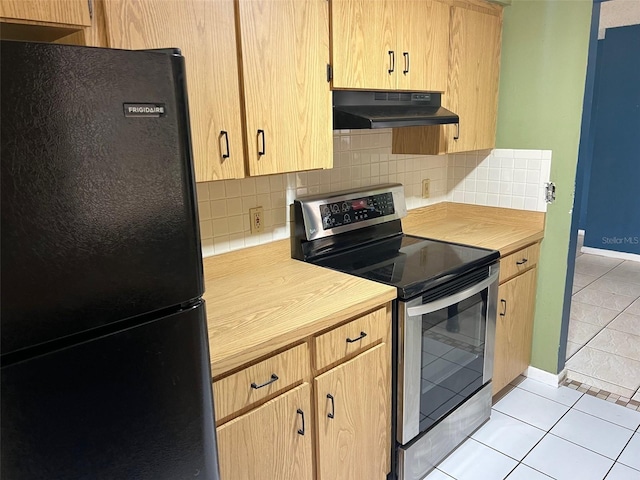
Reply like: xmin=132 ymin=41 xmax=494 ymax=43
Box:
xmin=566 ymin=233 xmax=640 ymax=401
xmin=424 ymin=377 xmax=640 ymax=480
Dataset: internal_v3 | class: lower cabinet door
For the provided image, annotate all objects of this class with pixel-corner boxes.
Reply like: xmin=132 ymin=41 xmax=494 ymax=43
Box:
xmin=493 ymin=268 xmax=537 ymax=395
xmin=315 ymin=343 xmax=391 ymax=480
xmin=216 ymin=383 xmax=313 ymax=480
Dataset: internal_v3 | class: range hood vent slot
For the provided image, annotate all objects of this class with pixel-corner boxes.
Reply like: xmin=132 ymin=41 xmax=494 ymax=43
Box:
xmin=333 ymin=90 xmax=459 ymax=130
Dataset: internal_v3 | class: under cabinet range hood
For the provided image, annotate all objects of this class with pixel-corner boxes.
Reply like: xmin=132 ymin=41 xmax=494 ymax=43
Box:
xmin=333 ymin=90 xmax=459 ymax=130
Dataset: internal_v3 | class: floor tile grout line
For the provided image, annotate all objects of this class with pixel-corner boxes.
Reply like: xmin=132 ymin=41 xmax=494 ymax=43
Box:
xmin=544 ymin=430 xmax=630 ymax=463
xmin=580 ymin=338 xmax=640 ymax=366
xmin=565 ymin=373 xmax=639 ymax=401
xmin=513 ymin=382 xmax=585 ymax=409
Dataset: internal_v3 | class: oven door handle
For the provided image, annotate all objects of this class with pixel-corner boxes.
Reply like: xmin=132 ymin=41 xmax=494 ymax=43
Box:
xmin=406 ymin=270 xmax=499 ymax=317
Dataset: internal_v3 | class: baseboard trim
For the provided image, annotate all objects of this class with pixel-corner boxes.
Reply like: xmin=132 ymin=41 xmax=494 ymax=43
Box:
xmin=525 ymin=366 xmax=567 ymax=387
xmin=581 ymin=246 xmax=640 ymax=262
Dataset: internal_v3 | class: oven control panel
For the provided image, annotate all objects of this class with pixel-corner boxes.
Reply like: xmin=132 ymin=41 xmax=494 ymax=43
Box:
xmin=319 ymin=192 xmax=395 ymax=230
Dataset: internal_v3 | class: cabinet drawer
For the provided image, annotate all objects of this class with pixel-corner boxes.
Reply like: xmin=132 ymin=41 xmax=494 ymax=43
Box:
xmin=499 ymin=243 xmax=540 ymax=283
xmin=314 ymin=308 xmax=387 ymax=370
xmin=213 ymin=343 xmax=309 ymax=422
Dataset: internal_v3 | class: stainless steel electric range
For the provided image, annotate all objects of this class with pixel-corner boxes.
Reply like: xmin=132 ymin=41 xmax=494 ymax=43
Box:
xmin=291 ymin=184 xmax=500 ymax=480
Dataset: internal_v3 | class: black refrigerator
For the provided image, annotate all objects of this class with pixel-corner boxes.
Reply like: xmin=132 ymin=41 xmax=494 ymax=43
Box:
xmin=1 ymin=40 xmax=220 ymax=479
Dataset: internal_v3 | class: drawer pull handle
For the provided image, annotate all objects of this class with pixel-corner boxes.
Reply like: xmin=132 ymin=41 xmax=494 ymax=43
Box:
xmin=453 ymin=123 xmax=460 ymax=141
xmin=251 ymin=373 xmax=278 ymax=389
xmin=257 ymin=129 xmax=266 ymax=156
xmin=516 ymin=258 xmax=528 ymax=265
xmin=388 ymin=50 xmax=395 ymax=74
xmin=220 ymin=130 xmax=230 ymax=159
xmin=346 ymin=331 xmax=367 ymax=343
xmin=297 ymin=409 xmax=306 ymax=435
xmin=403 ymin=52 xmax=410 ymax=74
xmin=327 ymin=394 xmax=335 ymax=419
xmin=500 ymin=299 xmax=507 ymax=317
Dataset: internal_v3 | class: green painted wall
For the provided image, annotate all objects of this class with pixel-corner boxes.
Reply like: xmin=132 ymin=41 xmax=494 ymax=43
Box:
xmin=496 ymin=0 xmax=592 ymax=373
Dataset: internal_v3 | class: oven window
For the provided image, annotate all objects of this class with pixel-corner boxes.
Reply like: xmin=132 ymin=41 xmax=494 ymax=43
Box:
xmin=419 ymin=290 xmax=487 ymax=432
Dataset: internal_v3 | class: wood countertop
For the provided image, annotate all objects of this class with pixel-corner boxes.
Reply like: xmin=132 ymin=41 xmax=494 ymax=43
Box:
xmin=402 ymin=202 xmax=545 ymax=256
xmin=202 ymin=202 xmax=543 ymax=378
xmin=202 ymin=240 xmax=397 ymax=378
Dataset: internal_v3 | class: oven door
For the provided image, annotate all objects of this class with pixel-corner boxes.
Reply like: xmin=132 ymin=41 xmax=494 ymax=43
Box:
xmin=397 ymin=263 xmax=499 ymax=445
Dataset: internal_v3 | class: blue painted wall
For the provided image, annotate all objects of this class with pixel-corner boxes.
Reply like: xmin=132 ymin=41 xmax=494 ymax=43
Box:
xmin=584 ymin=24 xmax=640 ymax=255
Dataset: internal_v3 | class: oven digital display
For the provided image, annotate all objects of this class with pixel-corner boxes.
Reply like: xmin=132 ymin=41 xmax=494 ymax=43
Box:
xmin=319 ymin=192 xmax=395 ymax=230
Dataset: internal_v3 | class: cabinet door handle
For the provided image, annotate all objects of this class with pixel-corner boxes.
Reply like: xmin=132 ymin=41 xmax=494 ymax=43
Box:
xmin=388 ymin=50 xmax=395 ymax=74
xmin=346 ymin=331 xmax=367 ymax=343
xmin=516 ymin=258 xmax=528 ymax=265
xmin=403 ymin=52 xmax=409 ymax=74
xmin=251 ymin=373 xmax=278 ymax=389
xmin=500 ymin=299 xmax=507 ymax=317
xmin=326 ymin=394 xmax=335 ymax=419
xmin=453 ymin=123 xmax=460 ymax=140
xmin=257 ymin=129 xmax=266 ymax=156
xmin=220 ymin=130 xmax=230 ymax=159
xmin=296 ymin=409 xmax=306 ymax=435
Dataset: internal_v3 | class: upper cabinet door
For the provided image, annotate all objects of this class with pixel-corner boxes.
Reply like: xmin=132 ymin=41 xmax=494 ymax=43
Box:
xmin=445 ymin=5 xmax=502 ymax=153
xmin=103 ymin=0 xmax=246 ymax=181
xmin=238 ymin=0 xmax=332 ymax=176
xmin=0 ymin=0 xmax=90 ymax=26
xmin=330 ymin=0 xmax=397 ymax=90
xmin=398 ymin=0 xmax=449 ymax=92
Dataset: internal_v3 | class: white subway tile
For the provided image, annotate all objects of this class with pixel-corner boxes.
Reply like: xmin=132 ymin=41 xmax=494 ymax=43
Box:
xmin=501 ymin=169 xmax=514 ymax=182
xmin=512 ymin=197 xmax=526 ymax=210
xmin=464 ymin=192 xmax=476 ymax=203
xmin=227 ymin=215 xmax=244 ymax=235
xmin=241 ymin=177 xmax=256 ymax=196
xmin=527 ymin=158 xmax=542 ymax=171
xmin=255 ymin=176 xmax=271 ymax=194
xmin=199 ymin=201 xmax=212 ymax=220
xmin=525 ymin=184 xmax=538 ymax=197
xmin=212 ymin=218 xmax=229 ymax=237
xmin=477 ymin=167 xmax=489 ymax=180
xmin=476 ymin=180 xmax=488 ymax=193
xmin=257 ymin=193 xmax=271 ymax=209
xmin=226 ymin=197 xmax=243 ymax=216
xmin=200 ymin=219 xmax=213 ymax=240
xmin=196 ymin=183 xmax=210 ymax=201
xmin=225 ymin=179 xmax=242 ymax=197
xmin=527 ymin=170 xmax=541 ymax=184
xmin=488 ymin=181 xmax=501 ymax=194
xmin=518 ymin=149 xmax=543 ymax=159
xmin=501 ymin=157 xmax=515 ymax=169
xmin=269 ymin=175 xmax=283 ymax=191
xmin=201 ymin=238 xmax=215 ymax=257
xmin=514 ymin=169 xmax=527 ymax=183
xmin=493 ymin=149 xmax=514 ymax=158
xmin=488 ymin=168 xmax=501 ymax=181
xmin=487 ymin=194 xmax=499 ymax=206
xmin=476 ymin=192 xmax=488 ymax=205
xmin=241 ymin=195 xmax=258 ymax=211
xmin=499 ymin=196 xmax=512 ymax=208
xmin=228 ymin=233 xmax=245 ymax=252
xmin=513 ymin=183 xmax=527 ymax=196
xmin=208 ymin=180 xmax=226 ymax=200
xmin=453 ymin=191 xmax=465 ymax=202
xmin=500 ymin=183 xmax=514 ymax=195
xmin=525 ymin=197 xmax=539 ymax=210
xmin=210 ymin=199 xmax=227 ymax=219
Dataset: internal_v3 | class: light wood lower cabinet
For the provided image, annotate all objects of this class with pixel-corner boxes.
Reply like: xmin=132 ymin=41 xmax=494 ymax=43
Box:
xmin=217 ymin=383 xmax=314 ymax=480
xmin=492 ymin=256 xmax=538 ymax=395
xmin=0 ymin=0 xmax=90 ymax=27
xmin=315 ymin=343 xmax=390 ymax=480
xmin=214 ymin=305 xmax=392 ymax=480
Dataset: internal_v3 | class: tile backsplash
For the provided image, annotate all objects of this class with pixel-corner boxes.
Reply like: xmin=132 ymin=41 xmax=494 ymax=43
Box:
xmin=197 ymin=131 xmax=551 ymax=257
xmin=447 ymin=148 xmax=552 ymax=212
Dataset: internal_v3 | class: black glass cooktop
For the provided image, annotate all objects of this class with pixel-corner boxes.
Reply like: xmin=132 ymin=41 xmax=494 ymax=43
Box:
xmin=313 ymin=234 xmax=499 ymax=301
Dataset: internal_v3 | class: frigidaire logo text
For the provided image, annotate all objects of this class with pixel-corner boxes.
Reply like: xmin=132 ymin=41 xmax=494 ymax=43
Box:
xmin=123 ymin=103 xmax=166 ymax=118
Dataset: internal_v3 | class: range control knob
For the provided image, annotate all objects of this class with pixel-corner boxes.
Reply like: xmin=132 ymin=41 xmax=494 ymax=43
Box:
xmin=342 ymin=202 xmax=349 ymax=212
xmin=321 ymin=205 xmax=330 ymax=216
xmin=343 ymin=214 xmax=351 ymax=223
xmin=331 ymin=204 xmax=340 ymax=214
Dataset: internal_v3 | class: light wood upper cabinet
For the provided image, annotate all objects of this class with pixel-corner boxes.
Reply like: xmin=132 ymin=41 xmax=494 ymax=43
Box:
xmin=398 ymin=0 xmax=450 ymax=92
xmin=330 ymin=0 xmax=449 ymax=92
xmin=0 ymin=0 xmax=90 ymax=26
xmin=493 ymin=265 xmax=537 ymax=395
xmin=237 ymin=0 xmax=332 ymax=176
xmin=217 ymin=383 xmax=314 ymax=480
xmin=444 ymin=4 xmax=502 ymax=153
xmin=315 ymin=343 xmax=390 ymax=480
xmin=102 ymin=0 xmax=245 ymax=182
xmin=392 ymin=0 xmax=503 ymax=155
xmin=330 ymin=0 xmax=396 ymax=90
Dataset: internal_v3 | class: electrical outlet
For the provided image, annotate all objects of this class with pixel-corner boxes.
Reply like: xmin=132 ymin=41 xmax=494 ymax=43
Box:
xmin=249 ymin=206 xmax=264 ymax=234
xmin=422 ymin=179 xmax=431 ymax=198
